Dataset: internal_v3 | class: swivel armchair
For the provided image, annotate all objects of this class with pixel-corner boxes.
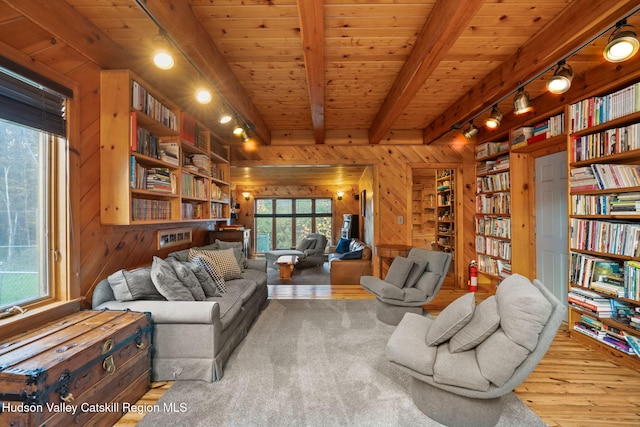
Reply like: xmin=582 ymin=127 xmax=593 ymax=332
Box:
xmin=361 ymin=248 xmax=452 ymax=325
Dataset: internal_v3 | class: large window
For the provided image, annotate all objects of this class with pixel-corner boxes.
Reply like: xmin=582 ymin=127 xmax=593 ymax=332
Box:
xmin=255 ymin=198 xmax=332 ymax=253
xmin=0 ymin=64 xmax=69 ymax=311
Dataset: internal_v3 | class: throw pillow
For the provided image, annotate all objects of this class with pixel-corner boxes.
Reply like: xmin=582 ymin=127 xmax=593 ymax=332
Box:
xmin=385 ymin=256 xmax=415 ymax=288
xmin=297 ymin=238 xmax=316 ymax=251
xmin=335 ymin=238 xmax=352 ymax=254
xmin=425 ymin=292 xmax=475 ymax=346
xmin=180 ymin=261 xmax=220 ymax=297
xmin=449 ymin=296 xmax=500 ymax=353
xmin=188 ymin=249 xmax=227 ymax=294
xmin=107 ymin=267 xmax=165 ymax=302
xmin=339 ymin=250 xmax=363 ymax=260
xmin=194 ymin=248 xmax=243 ymax=281
xmin=405 ymin=259 xmax=429 ymax=288
xmin=150 ymin=257 xmax=195 ymax=301
xmin=413 ymin=271 xmax=442 ymax=296
xmin=165 ymin=257 xmax=206 ymax=300
xmin=215 ymin=239 xmax=248 ymax=271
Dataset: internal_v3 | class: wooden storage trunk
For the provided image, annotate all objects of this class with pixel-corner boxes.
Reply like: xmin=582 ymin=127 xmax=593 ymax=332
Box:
xmin=0 ymin=310 xmax=153 ymax=427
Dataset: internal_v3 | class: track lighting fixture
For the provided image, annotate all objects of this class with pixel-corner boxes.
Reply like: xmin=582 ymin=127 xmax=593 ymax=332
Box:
xmin=151 ymin=32 xmax=174 ymax=70
xmin=513 ymin=87 xmax=533 ymax=115
xmin=604 ymin=20 xmax=640 ymax=63
xmin=546 ymin=61 xmax=573 ymax=94
xmin=462 ymin=121 xmax=478 ymax=140
xmin=195 ymin=87 xmax=212 ymax=104
xmin=219 ymin=112 xmax=232 ymax=124
xmin=241 ymin=131 xmax=251 ymax=143
xmin=485 ymin=106 xmax=503 ymax=129
xmin=232 ymin=123 xmax=244 ymax=136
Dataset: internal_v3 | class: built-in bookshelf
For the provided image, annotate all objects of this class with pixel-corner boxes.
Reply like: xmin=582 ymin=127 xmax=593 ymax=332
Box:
xmin=567 ymin=80 xmax=640 ymax=370
xmin=475 ymin=140 xmax=512 ymax=282
xmin=100 ymin=70 xmax=231 ymax=225
xmin=435 ymin=169 xmax=455 ymax=262
xmin=411 ymin=177 xmax=436 ymax=250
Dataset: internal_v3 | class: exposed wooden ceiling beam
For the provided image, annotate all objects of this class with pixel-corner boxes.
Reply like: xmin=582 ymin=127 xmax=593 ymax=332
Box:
xmin=422 ymin=0 xmax=640 ymax=144
xmin=1 ymin=0 xmax=128 ymax=69
xmin=297 ymin=0 xmax=325 ymax=145
xmin=368 ymin=0 xmax=485 ymax=145
xmin=138 ymin=0 xmax=271 ymax=146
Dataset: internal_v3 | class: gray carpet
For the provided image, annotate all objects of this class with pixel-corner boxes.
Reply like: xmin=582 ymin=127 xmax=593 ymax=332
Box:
xmin=138 ymin=300 xmax=545 ymax=427
xmin=267 ymin=262 xmax=331 ymax=286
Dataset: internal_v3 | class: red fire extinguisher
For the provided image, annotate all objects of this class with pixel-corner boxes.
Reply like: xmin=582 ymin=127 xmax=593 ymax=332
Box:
xmin=468 ymin=260 xmax=478 ymax=292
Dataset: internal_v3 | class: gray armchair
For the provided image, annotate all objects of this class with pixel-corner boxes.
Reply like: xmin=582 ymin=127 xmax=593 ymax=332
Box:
xmin=265 ymin=233 xmax=328 ymax=268
xmin=360 ymin=248 xmax=452 ymax=325
xmin=386 ymin=274 xmax=565 ymax=427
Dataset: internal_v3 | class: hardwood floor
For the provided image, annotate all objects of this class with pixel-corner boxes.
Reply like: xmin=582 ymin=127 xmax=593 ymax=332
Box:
xmin=114 ymin=280 xmax=640 ymax=426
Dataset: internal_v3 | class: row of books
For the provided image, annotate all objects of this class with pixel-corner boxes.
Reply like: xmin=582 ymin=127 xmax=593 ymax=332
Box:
xmin=131 ymin=80 xmax=178 ymax=131
xmin=569 ymin=251 xmax=640 ymax=301
xmin=571 ymin=192 xmax=640 ymax=215
xmin=180 ymin=112 xmax=207 ymax=150
xmin=130 ymin=160 xmax=176 ymax=194
xmin=476 ymin=154 xmax=510 ymax=174
xmin=511 ymin=113 xmax=565 ymax=149
xmin=181 ymin=202 xmax=203 ymax=220
xmin=132 ymin=199 xmax=172 ymax=221
xmin=180 ymin=173 xmax=208 ymax=199
xmin=569 ymin=81 xmax=640 ymax=132
xmin=571 ymin=123 xmax=640 ymax=162
xmin=130 ymin=113 xmax=161 ymax=158
xmin=475 ymin=216 xmax=511 ymax=239
xmin=476 ymin=141 xmax=509 ymax=159
xmin=476 ymin=193 xmax=510 ymax=215
xmin=476 ymin=171 xmax=510 ymax=193
xmin=573 ymin=313 xmax=640 ymax=356
xmin=591 ymin=163 xmax=640 ymax=190
xmin=210 ymin=202 xmax=225 ymax=219
xmin=477 ymin=255 xmax=511 ymax=279
xmin=570 ymin=218 xmax=640 ymax=258
xmin=476 ymin=236 xmax=511 ymax=261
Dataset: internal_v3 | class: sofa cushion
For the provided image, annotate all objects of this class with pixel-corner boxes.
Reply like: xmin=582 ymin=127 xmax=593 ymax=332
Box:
xmin=413 ymin=271 xmax=442 ymax=296
xmin=164 ymin=257 xmax=206 ymax=301
xmin=297 ymin=237 xmax=317 ymax=251
xmin=335 ymin=238 xmax=351 ymax=253
xmin=340 ymin=250 xmax=363 ymax=260
xmin=387 ymin=313 xmax=438 ymax=376
xmin=214 ymin=239 xmax=248 ymax=271
xmin=433 ymin=345 xmax=490 ymax=391
xmin=449 ymin=296 xmax=500 ymax=353
xmin=496 ymin=273 xmax=553 ymax=351
xmin=403 ymin=287 xmax=428 ymax=303
xmin=150 ymin=257 xmax=195 ymax=301
xmin=180 ymin=261 xmax=220 ymax=297
xmin=426 ymin=292 xmax=475 ymax=346
xmin=476 ymin=328 xmax=530 ymax=387
xmin=405 ymin=259 xmax=429 ymax=288
xmin=188 ymin=250 xmax=227 ymax=294
xmin=385 ymin=256 xmax=415 ymax=288
xmin=107 ymin=267 xmax=165 ymax=302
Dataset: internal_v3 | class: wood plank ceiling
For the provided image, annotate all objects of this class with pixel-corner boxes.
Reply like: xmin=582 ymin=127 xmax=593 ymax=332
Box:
xmin=1 ymin=0 xmax=640 ymax=186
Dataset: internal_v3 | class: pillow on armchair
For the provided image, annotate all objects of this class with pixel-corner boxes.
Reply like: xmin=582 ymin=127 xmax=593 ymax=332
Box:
xmin=335 ymin=238 xmax=352 ymax=254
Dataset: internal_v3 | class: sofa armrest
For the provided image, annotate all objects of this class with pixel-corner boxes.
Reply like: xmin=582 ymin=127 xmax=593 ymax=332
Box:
xmin=246 ymin=258 xmax=267 ymax=272
xmin=95 ymin=300 xmax=221 ymax=325
xmin=330 ymin=258 xmax=372 ymax=285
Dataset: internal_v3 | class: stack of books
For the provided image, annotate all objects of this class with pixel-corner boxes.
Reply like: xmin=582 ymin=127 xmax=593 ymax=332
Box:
xmin=511 ymin=126 xmax=534 ymax=149
xmin=568 ymin=286 xmax=612 ymax=317
xmin=610 ymin=192 xmax=640 ymax=215
xmin=569 ymin=166 xmax=598 ymax=192
xmin=476 ymin=141 xmax=509 ymax=159
xmin=159 ymin=141 xmax=179 ymax=166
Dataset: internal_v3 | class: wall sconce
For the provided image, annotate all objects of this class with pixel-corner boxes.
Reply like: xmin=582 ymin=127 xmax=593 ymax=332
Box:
xmin=195 ymin=87 xmax=212 ymax=104
xmin=546 ymin=60 xmax=573 ymax=94
xmin=462 ymin=121 xmax=478 ymax=140
xmin=513 ymin=87 xmax=533 ymax=115
xmin=337 ymin=191 xmax=344 ymax=200
xmin=242 ymin=192 xmax=251 ymax=201
xmin=604 ymin=20 xmax=639 ymax=63
xmin=152 ymin=32 xmax=174 ymax=70
xmin=484 ymin=105 xmax=503 ymax=129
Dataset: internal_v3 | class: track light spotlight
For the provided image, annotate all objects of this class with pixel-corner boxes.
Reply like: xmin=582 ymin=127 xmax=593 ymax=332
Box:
xmin=462 ymin=121 xmax=478 ymax=140
xmin=513 ymin=87 xmax=533 ymax=115
xmin=485 ymin=106 xmax=503 ymax=129
xmin=195 ymin=87 xmax=212 ymax=104
xmin=151 ymin=33 xmax=174 ymax=70
xmin=232 ymin=123 xmax=244 ymax=136
xmin=604 ymin=20 xmax=640 ymax=63
xmin=241 ymin=131 xmax=251 ymax=143
xmin=219 ymin=112 xmax=232 ymax=124
xmin=546 ymin=61 xmax=574 ymax=94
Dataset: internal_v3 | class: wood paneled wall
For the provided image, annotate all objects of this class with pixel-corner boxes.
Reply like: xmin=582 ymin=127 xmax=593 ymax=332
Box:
xmin=232 ymin=140 xmax=475 ymax=286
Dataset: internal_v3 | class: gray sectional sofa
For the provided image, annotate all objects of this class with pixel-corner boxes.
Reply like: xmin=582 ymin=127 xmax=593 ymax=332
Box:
xmin=92 ymin=240 xmax=268 ymax=382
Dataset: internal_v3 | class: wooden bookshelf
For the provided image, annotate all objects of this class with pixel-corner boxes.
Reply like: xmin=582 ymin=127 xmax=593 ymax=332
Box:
xmin=567 ymin=80 xmax=640 ymax=370
xmin=100 ymin=70 xmax=231 ymax=225
xmin=435 ymin=169 xmax=455 ymax=267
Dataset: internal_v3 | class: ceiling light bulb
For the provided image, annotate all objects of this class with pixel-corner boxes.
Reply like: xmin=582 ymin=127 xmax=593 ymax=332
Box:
xmin=485 ymin=106 xmax=503 ymax=129
xmin=604 ymin=23 xmax=640 ymax=63
xmin=513 ymin=88 xmax=533 ymax=115
xmin=195 ymin=88 xmax=212 ymax=104
xmin=153 ymin=49 xmax=174 ymax=70
xmin=546 ymin=63 xmax=573 ymax=94
xmin=233 ymin=124 xmax=244 ymax=136
xmin=219 ymin=113 xmax=232 ymax=124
